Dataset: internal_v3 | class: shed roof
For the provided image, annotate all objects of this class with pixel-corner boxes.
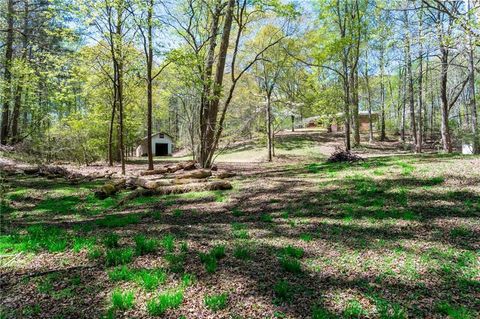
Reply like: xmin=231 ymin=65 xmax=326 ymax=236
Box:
xmin=139 ymin=132 xmax=174 ymax=142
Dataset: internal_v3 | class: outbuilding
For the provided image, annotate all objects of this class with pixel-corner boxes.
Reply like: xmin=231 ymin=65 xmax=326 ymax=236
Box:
xmin=135 ymin=132 xmax=174 ymax=157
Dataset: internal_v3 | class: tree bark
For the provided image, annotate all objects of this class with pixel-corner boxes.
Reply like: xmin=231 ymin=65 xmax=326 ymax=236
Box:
xmin=364 ymin=49 xmax=374 ymax=143
xmin=1 ymin=0 xmax=14 ymax=145
xmin=146 ymin=0 xmax=154 ymax=170
xmin=404 ymin=11 xmax=418 ymax=152
xmin=417 ymin=7 xmax=424 ymax=152
xmin=11 ymin=0 xmax=30 ymax=144
xmin=201 ymin=0 xmax=236 ymax=168
xmin=380 ymin=43 xmax=386 ymax=141
xmin=467 ymin=0 xmax=478 ymax=153
xmin=266 ymin=93 xmax=273 ymax=162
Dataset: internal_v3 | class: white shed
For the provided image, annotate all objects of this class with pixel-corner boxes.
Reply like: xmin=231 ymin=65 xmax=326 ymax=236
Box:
xmin=135 ymin=132 xmax=174 ymax=157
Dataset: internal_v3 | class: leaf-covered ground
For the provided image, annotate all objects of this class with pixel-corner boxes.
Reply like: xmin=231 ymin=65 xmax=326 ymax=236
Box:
xmin=1 ymin=152 xmax=479 ymax=318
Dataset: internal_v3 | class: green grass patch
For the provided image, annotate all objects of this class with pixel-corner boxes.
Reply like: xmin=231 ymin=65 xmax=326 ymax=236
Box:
xmin=111 ymin=289 xmax=135 ymax=310
xmin=260 ymin=213 xmax=273 ymax=223
xmin=279 ymin=256 xmax=302 ymax=273
xmin=280 ymin=245 xmax=304 ymax=259
xmin=437 ymin=301 xmax=474 ymax=319
xmin=136 ymin=269 xmax=167 ymax=291
xmin=204 ymin=292 xmax=228 ymax=311
xmin=105 ymin=248 xmax=133 ymax=266
xmin=161 ymin=234 xmax=175 ymax=252
xmin=103 ymin=232 xmax=120 ymax=248
xmin=134 ymin=235 xmax=158 ymax=255
xmin=273 ymin=280 xmax=294 ymax=303
xmin=233 ymin=244 xmax=251 ymax=260
xmin=146 ymin=290 xmax=184 ymax=316
xmin=97 ymin=214 xmax=140 ymax=228
xmin=108 ymin=266 xmax=135 ymax=282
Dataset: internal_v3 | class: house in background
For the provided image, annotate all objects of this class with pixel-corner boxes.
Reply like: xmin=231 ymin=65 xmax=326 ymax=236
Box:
xmin=135 ymin=132 xmax=174 ymax=157
xmin=331 ymin=111 xmax=379 ymax=133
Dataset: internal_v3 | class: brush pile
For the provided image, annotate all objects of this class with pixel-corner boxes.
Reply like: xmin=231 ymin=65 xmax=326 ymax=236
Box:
xmin=327 ymin=150 xmax=364 ymax=163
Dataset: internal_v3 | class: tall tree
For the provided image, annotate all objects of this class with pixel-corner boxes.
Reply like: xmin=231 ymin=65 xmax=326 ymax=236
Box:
xmin=0 ymin=0 xmax=14 ymax=145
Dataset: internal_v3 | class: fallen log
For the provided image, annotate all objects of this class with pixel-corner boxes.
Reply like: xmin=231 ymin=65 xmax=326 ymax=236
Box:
xmin=175 ymin=169 xmax=212 ymax=180
xmin=115 ymin=181 xmax=233 ymax=207
xmin=94 ymin=178 xmax=126 ymax=199
xmin=139 ymin=167 xmax=168 ymax=176
xmin=136 ymin=178 xmax=174 ymax=189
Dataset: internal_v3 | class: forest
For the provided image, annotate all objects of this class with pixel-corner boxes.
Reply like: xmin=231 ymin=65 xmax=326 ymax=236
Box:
xmin=0 ymin=0 xmax=479 ymax=318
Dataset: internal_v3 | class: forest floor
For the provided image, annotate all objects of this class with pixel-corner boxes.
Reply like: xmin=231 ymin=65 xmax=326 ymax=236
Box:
xmin=0 ymin=131 xmax=479 ymax=319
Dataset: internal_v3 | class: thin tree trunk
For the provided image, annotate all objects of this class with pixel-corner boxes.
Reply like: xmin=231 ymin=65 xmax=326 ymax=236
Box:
xmin=1 ymin=0 xmax=14 ymax=145
xmin=401 ymin=67 xmax=406 ymax=143
xmin=146 ymin=0 xmax=154 ymax=170
xmin=380 ymin=44 xmax=386 ymax=141
xmin=467 ymin=0 xmax=478 ymax=153
xmin=440 ymin=46 xmax=452 ymax=153
xmin=266 ymin=93 xmax=273 ymax=162
xmin=417 ymin=7 xmax=424 ymax=152
xmin=365 ymin=50 xmax=374 ymax=143
xmin=352 ymin=68 xmax=360 ymax=146
xmin=11 ymin=0 xmax=29 ymax=144
xmin=404 ymin=11 xmax=418 ymax=152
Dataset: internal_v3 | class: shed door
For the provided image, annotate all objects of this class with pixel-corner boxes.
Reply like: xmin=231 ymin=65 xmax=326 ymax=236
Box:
xmin=155 ymin=143 xmax=169 ymax=156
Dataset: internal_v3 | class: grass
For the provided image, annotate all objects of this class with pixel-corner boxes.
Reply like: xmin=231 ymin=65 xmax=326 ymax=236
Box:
xmin=233 ymin=244 xmax=251 ymax=260
xmin=344 ymin=299 xmax=366 ymax=318
xmin=97 ymin=214 xmax=140 ymax=228
xmin=146 ymin=290 xmax=184 ymax=316
xmin=165 ymin=253 xmax=186 ymax=273
xmin=136 ymin=269 xmax=167 ymax=291
xmin=134 ymin=235 xmax=158 ymax=255
xmin=3 ymin=225 xmax=69 ymax=253
xmin=103 ymin=232 xmax=119 ymax=248
xmin=260 ymin=213 xmax=273 ymax=223
xmin=273 ymin=280 xmax=294 ymax=303
xmin=111 ymin=289 xmax=135 ymax=310
xmin=108 ymin=265 xmax=135 ymax=281
xmin=199 ymin=245 xmax=227 ymax=273
xmin=161 ymin=234 xmax=175 ymax=252
xmin=204 ymin=292 xmax=229 ymax=311
xmin=105 ymin=248 xmax=133 ymax=266
xmin=2 ymin=150 xmax=480 ymax=318
xmin=279 ymin=256 xmax=302 ymax=273
xmin=437 ymin=302 xmax=474 ymax=319
xmin=280 ymin=245 xmax=304 ymax=259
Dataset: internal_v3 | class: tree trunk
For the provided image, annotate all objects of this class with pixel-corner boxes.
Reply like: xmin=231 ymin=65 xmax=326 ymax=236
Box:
xmin=401 ymin=67 xmax=406 ymax=143
xmin=266 ymin=94 xmax=273 ymax=162
xmin=146 ymin=0 xmax=154 ymax=170
xmin=199 ymin=0 xmax=222 ymax=167
xmin=343 ymin=64 xmax=351 ymax=151
xmin=0 ymin=0 xmax=14 ymax=145
xmin=11 ymin=0 xmax=30 ymax=144
xmin=352 ymin=68 xmax=360 ymax=146
xmin=404 ymin=11 xmax=418 ymax=152
xmin=201 ymin=0 xmax=236 ymax=168
xmin=467 ymin=0 xmax=478 ymax=153
xmin=440 ymin=46 xmax=452 ymax=153
xmin=380 ymin=44 xmax=386 ymax=141
xmin=291 ymin=114 xmax=295 ymax=132
xmin=417 ymin=7 xmax=424 ymax=152
xmin=364 ymin=50 xmax=374 ymax=143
